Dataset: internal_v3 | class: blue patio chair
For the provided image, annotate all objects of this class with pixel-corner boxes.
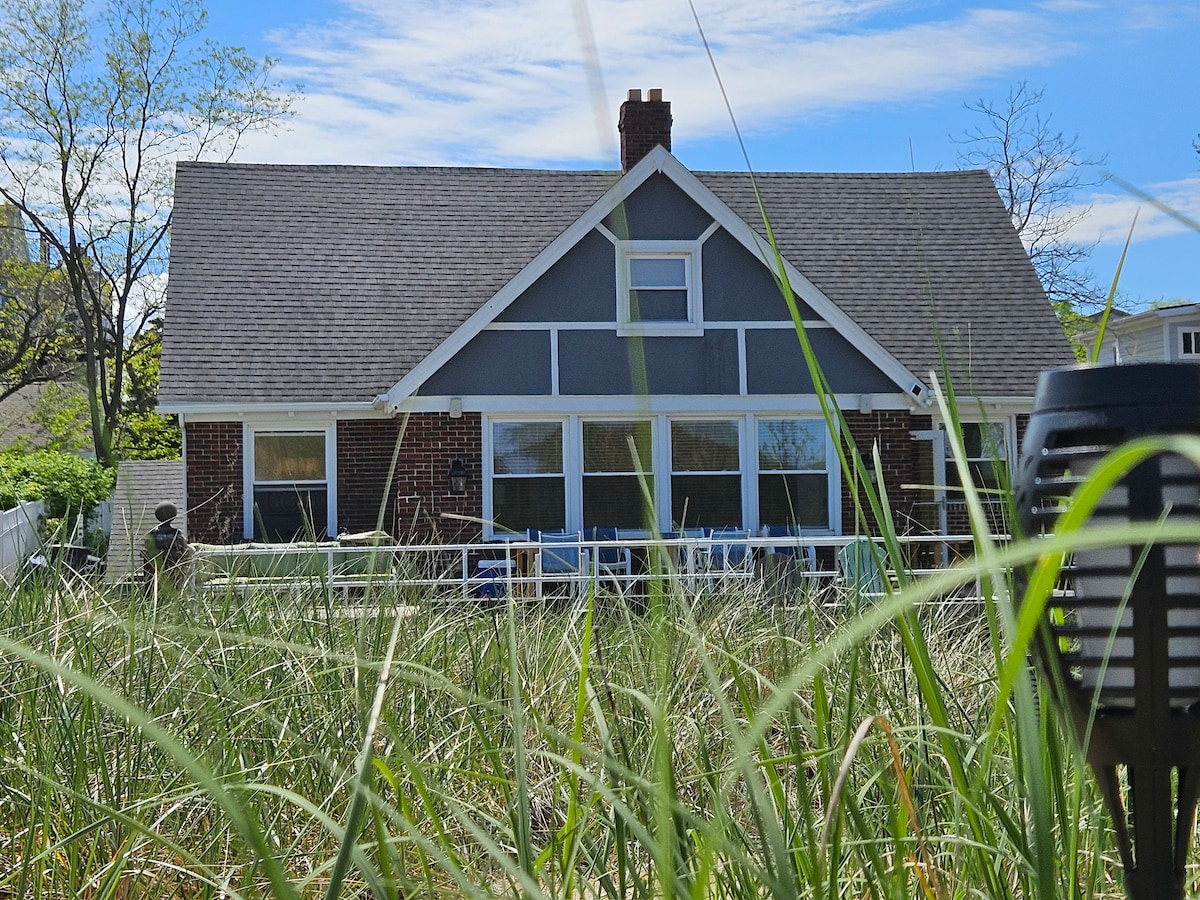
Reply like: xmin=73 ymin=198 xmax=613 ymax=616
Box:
xmin=534 ymin=530 xmax=588 ymax=595
xmin=705 ymin=528 xmax=755 ymax=582
xmin=764 ymin=524 xmax=818 ymax=571
xmin=589 ymin=526 xmax=633 ymax=591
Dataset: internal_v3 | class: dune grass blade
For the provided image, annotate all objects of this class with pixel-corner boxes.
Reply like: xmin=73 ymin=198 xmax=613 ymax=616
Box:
xmin=0 ymin=631 xmax=299 ymax=900
xmin=1089 ymin=209 xmax=1138 ymax=364
xmin=320 ymin=607 xmax=404 ymax=900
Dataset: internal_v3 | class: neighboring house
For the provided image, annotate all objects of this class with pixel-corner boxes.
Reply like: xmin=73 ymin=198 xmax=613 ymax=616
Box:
xmin=1090 ymin=303 xmax=1200 ymax=365
xmin=159 ymin=89 xmax=1072 ymax=545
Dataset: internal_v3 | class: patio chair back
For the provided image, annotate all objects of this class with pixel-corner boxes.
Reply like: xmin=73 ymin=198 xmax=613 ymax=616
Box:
xmin=707 ymin=528 xmax=752 ymax=572
xmin=838 ymin=537 xmax=885 ymax=597
xmin=535 ymin=530 xmax=583 ymax=575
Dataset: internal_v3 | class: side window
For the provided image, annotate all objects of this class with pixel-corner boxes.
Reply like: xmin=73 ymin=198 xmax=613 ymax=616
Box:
xmin=757 ymin=419 xmax=830 ymax=530
xmin=251 ymin=431 xmax=330 ymax=541
xmin=944 ymin=422 xmax=1009 ymax=495
xmin=582 ymin=420 xmax=652 ymax=529
xmin=670 ymin=419 xmax=741 ymax=529
xmin=1181 ymin=330 xmax=1200 ymax=359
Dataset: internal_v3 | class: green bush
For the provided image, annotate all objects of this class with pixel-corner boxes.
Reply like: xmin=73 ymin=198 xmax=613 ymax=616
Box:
xmin=0 ymin=450 xmax=114 ymax=518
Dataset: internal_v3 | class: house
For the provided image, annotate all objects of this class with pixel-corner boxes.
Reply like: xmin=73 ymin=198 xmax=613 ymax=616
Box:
xmin=158 ymin=89 xmax=1072 ymax=546
xmin=1090 ymin=303 xmax=1200 ymax=365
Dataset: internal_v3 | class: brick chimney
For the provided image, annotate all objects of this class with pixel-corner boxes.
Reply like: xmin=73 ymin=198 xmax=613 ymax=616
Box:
xmin=619 ymin=88 xmax=671 ymax=173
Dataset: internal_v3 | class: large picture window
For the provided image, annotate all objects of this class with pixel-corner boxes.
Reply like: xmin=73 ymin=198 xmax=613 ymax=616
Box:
xmin=252 ymin=431 xmax=329 ymax=541
xmin=491 ymin=422 xmax=565 ymax=534
xmin=482 ymin=415 xmax=838 ymax=539
xmin=757 ymin=419 xmax=829 ymax=529
xmin=583 ymin=421 xmax=652 ymax=528
xmin=670 ymin=420 xmax=741 ymax=529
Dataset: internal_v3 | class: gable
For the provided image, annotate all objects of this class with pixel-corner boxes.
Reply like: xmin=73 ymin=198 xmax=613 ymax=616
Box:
xmin=603 ymin=172 xmax=712 ymax=240
xmin=392 ymin=150 xmax=914 ymax=407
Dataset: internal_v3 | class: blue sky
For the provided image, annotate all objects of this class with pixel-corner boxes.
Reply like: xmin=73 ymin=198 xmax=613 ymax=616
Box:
xmin=203 ymin=0 xmax=1200 ymax=309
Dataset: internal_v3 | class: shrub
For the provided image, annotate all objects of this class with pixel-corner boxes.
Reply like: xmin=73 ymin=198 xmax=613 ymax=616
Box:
xmin=0 ymin=449 xmax=114 ymax=518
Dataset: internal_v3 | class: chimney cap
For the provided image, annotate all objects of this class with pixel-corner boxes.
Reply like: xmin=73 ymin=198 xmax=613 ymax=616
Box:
xmin=618 ymin=89 xmax=672 ymax=173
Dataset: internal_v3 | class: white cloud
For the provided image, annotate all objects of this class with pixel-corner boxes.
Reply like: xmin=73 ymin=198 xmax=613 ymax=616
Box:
xmin=1069 ymin=175 xmax=1200 ymax=245
xmin=235 ymin=0 xmax=1082 ymax=167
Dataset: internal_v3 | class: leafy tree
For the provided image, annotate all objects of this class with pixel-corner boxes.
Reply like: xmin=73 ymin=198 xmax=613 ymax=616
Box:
xmin=27 ymin=380 xmax=92 ymax=452
xmin=0 ymin=448 xmax=114 ymax=518
xmin=0 ymin=207 xmax=77 ymax=399
xmin=958 ymin=82 xmax=1107 ymax=312
xmin=0 ymin=0 xmax=291 ymax=467
xmin=116 ymin=317 xmax=180 ymax=459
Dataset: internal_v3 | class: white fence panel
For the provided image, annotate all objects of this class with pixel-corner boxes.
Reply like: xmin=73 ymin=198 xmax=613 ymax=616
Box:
xmin=0 ymin=499 xmax=44 ymax=579
xmin=90 ymin=499 xmax=113 ymax=537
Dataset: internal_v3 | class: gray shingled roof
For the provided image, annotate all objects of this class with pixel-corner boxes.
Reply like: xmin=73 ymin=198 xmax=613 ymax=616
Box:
xmin=160 ymin=162 xmax=1071 ymax=404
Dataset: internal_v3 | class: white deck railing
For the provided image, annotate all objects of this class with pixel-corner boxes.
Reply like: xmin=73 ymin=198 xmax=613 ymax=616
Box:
xmin=187 ymin=532 xmax=998 ymax=601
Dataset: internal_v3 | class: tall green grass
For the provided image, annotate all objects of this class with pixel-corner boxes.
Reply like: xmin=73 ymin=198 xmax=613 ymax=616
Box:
xmin=1 ymin=542 xmax=1134 ymax=898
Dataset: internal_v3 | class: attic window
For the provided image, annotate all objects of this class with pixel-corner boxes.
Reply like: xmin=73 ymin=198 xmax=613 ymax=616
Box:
xmin=1181 ymin=330 xmax=1200 ymax=358
xmin=617 ymin=240 xmax=702 ymax=335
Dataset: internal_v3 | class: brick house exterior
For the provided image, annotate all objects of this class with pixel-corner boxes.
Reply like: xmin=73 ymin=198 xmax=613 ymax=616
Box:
xmin=162 ymin=91 xmax=1072 ymax=546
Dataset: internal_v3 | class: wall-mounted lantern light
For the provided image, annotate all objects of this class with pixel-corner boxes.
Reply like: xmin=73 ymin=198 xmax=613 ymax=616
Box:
xmin=1016 ymin=362 xmax=1200 ymax=900
xmin=448 ymin=458 xmax=468 ymax=495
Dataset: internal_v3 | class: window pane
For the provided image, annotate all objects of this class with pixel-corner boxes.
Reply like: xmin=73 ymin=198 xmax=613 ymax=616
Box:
xmin=630 ymin=256 xmax=686 ymax=288
xmin=945 ymin=422 xmax=1007 ymax=491
xmin=493 ymin=478 xmax=565 ymax=534
xmin=672 ymin=474 xmax=741 ymax=528
xmin=584 ymin=475 xmax=650 ymax=528
xmin=758 ymin=420 xmax=826 ymax=470
xmin=955 ymin=422 xmax=1006 ymax=460
xmin=253 ymin=486 xmax=328 ymax=541
xmin=672 ymin=421 xmax=739 ymax=471
xmin=946 ymin=459 xmax=1005 ymax=491
xmin=584 ymin=421 xmax=651 ymax=473
xmin=494 ymin=422 xmax=562 ymax=475
xmin=255 ymin=433 xmax=326 ymax=481
xmin=631 ymin=289 xmax=688 ymax=321
xmin=759 ymin=474 xmax=828 ymax=528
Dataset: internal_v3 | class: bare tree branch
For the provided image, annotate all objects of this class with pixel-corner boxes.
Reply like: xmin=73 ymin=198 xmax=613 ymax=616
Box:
xmin=957 ymin=81 xmax=1108 ymax=312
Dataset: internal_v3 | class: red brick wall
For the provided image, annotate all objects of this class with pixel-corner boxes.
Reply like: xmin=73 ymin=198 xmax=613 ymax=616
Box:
xmin=388 ymin=412 xmax=483 ymax=542
xmin=183 ymin=415 xmax=483 ymax=545
xmin=839 ymin=411 xmax=927 ymax=534
xmin=335 ymin=418 xmax=405 ymax=535
xmin=185 ymin=421 xmax=243 ymax=543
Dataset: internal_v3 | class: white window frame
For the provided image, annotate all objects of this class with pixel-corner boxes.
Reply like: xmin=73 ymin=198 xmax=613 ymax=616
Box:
xmin=751 ymin=416 xmax=837 ymax=535
xmin=666 ymin=417 xmax=744 ymax=530
xmin=481 ymin=413 xmax=841 ymax=539
xmin=581 ymin=419 xmax=654 ymax=530
xmin=937 ymin=418 xmax=1014 ymax=503
xmin=1180 ymin=329 xmax=1200 ymax=359
xmin=616 ymin=239 xmax=703 ymax=336
xmin=483 ymin=418 xmax=568 ymax=538
xmin=243 ymin=424 xmax=337 ymax=540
